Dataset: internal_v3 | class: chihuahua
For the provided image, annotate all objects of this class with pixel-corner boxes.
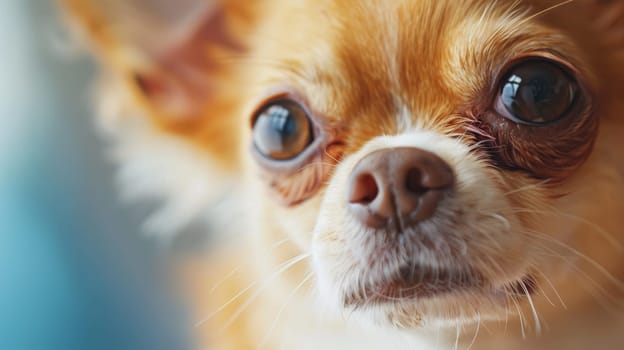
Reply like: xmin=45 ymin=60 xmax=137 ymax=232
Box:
xmin=63 ymin=0 xmax=624 ymax=349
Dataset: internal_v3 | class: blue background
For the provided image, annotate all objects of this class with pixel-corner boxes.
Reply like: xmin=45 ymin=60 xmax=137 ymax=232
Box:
xmin=0 ymin=1 xmax=192 ymax=349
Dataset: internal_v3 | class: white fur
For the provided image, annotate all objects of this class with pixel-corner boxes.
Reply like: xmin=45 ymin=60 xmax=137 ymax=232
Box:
xmin=94 ymin=75 xmax=243 ymax=240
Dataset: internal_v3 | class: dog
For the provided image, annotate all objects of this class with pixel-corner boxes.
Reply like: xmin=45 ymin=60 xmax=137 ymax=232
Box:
xmin=63 ymin=0 xmax=624 ymax=348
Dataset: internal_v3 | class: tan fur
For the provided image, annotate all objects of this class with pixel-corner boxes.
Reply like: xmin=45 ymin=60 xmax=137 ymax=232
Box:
xmin=63 ymin=0 xmax=624 ymax=348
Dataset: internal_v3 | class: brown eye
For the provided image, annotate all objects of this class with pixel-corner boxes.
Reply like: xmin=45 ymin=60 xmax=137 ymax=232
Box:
xmin=495 ymin=59 xmax=577 ymax=125
xmin=253 ymin=100 xmax=312 ymax=160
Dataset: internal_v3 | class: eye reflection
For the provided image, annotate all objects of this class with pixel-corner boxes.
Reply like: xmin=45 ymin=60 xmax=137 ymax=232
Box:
xmin=497 ymin=60 xmax=577 ymax=125
xmin=252 ymin=100 xmax=312 ymax=160
xmin=502 ymin=74 xmax=522 ymax=101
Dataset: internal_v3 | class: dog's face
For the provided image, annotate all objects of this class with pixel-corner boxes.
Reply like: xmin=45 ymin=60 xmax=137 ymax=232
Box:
xmin=66 ymin=0 xmax=624 ymax=337
xmin=244 ymin=0 xmax=624 ymax=329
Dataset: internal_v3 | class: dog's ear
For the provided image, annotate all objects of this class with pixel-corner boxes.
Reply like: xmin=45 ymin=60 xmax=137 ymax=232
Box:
xmin=62 ymin=0 xmax=259 ymax=156
xmin=61 ymin=0 xmax=262 ymax=235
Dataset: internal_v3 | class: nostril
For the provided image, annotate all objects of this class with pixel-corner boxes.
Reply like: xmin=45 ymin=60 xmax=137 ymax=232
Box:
xmin=405 ymin=168 xmax=427 ymax=193
xmin=349 ymin=173 xmax=379 ymax=204
xmin=347 ymin=147 xmax=454 ymax=229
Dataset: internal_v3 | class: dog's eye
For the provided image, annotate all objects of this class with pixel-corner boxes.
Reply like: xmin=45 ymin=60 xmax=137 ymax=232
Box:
xmin=253 ymin=100 xmax=312 ymax=160
xmin=495 ymin=60 xmax=577 ymax=125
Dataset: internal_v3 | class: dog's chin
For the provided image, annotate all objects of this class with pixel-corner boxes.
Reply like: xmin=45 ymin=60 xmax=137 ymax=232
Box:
xmin=316 ymin=258 xmax=536 ymax=329
xmin=311 ymin=218 xmax=535 ymax=330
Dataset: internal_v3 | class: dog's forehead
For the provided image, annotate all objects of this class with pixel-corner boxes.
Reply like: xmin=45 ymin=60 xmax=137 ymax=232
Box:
xmin=253 ymin=0 xmax=557 ymax=136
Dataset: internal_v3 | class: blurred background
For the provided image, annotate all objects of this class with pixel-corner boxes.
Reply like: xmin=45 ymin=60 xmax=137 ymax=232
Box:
xmin=0 ymin=1 xmax=193 ymax=349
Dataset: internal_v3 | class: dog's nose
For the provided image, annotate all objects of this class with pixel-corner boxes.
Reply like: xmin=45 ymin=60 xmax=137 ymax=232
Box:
xmin=347 ymin=147 xmax=454 ymax=229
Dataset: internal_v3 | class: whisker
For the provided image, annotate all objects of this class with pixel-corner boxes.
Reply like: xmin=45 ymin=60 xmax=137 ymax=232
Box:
xmin=520 ymin=230 xmax=624 ymax=312
xmin=520 ymin=279 xmax=542 ymax=335
xmin=452 ymin=319 xmax=461 ymax=350
xmin=257 ymin=272 xmax=314 ymax=350
xmin=195 ymin=252 xmax=309 ymax=328
xmin=509 ymin=293 xmax=527 ymax=339
xmin=292 ymin=161 xmax=337 ymax=176
xmin=270 ymin=237 xmax=296 ymax=249
xmin=501 ymin=207 xmax=623 ymax=252
xmin=522 ymin=229 xmax=624 ymax=291
xmin=465 ymin=313 xmax=481 ymax=350
xmin=323 ymin=146 xmax=342 ymax=164
xmin=208 ymin=266 xmax=240 ymax=295
xmin=195 ymin=274 xmax=259 ymax=328
xmin=518 ymin=0 xmax=575 ymax=26
xmin=502 ymin=179 xmax=550 ymax=196
xmin=534 ymin=268 xmax=567 ymax=309
xmin=503 ymin=294 xmax=510 ymax=335
xmin=207 ymin=236 xmax=294 ymax=296
xmin=216 ymin=253 xmax=311 ymax=334
xmin=532 ymin=274 xmax=557 ymax=308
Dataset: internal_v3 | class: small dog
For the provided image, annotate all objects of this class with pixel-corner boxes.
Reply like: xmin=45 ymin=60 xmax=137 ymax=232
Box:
xmin=64 ymin=0 xmax=624 ymax=349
